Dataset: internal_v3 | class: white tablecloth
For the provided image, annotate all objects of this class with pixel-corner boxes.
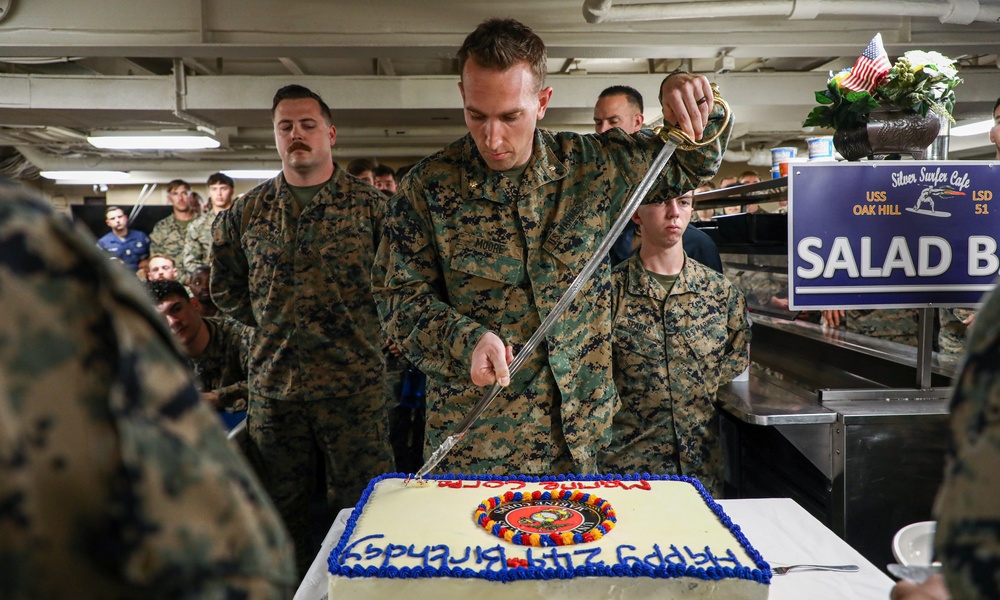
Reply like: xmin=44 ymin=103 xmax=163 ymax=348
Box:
xmin=295 ymin=497 xmax=893 ymax=600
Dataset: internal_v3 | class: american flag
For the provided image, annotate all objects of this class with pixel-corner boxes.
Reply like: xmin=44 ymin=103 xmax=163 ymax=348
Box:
xmin=841 ymin=33 xmax=891 ymax=93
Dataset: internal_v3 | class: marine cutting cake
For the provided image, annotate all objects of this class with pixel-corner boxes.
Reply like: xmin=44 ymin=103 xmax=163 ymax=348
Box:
xmin=327 ymin=473 xmax=771 ymax=599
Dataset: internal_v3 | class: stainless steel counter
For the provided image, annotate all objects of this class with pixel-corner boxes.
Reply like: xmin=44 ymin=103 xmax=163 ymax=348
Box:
xmin=718 ymin=313 xmax=956 ymax=572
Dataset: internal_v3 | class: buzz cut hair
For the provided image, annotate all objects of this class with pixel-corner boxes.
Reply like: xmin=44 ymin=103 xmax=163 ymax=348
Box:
xmin=457 ymin=18 xmax=547 ymax=92
xmin=994 ymin=96 xmax=1000 ymax=114
xmin=105 ymin=206 xmax=125 ymax=218
xmin=272 ymin=84 xmax=333 ymax=125
xmin=598 ymin=85 xmax=644 ymax=114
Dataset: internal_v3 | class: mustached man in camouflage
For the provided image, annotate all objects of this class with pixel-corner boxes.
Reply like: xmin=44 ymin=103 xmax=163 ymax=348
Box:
xmin=210 ymin=84 xmax=394 ymax=576
xmin=373 ymin=17 xmax=732 ymax=476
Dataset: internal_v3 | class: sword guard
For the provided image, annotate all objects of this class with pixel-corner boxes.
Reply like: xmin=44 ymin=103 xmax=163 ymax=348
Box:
xmin=655 ymin=83 xmax=730 ymax=150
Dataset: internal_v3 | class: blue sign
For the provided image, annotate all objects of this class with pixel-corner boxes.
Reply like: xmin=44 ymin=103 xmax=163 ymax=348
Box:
xmin=788 ymin=161 xmax=1000 ymax=310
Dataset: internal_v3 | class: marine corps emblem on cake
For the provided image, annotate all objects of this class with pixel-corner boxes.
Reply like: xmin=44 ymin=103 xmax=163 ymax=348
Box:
xmin=474 ymin=489 xmax=616 ymax=547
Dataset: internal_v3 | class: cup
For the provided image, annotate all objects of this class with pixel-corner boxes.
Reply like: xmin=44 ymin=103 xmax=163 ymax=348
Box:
xmin=770 ymin=147 xmax=796 ymax=167
xmin=806 ymin=136 xmax=834 ymax=161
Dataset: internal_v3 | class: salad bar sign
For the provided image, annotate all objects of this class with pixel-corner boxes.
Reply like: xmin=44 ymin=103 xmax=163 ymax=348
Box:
xmin=788 ymin=162 xmax=999 ymax=310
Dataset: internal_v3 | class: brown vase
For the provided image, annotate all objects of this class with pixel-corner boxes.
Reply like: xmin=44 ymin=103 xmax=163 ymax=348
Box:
xmin=833 ymin=109 xmax=942 ymax=161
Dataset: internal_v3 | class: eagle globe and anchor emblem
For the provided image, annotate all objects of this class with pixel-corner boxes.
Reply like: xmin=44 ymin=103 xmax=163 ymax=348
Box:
xmin=476 ymin=491 xmax=614 ymax=545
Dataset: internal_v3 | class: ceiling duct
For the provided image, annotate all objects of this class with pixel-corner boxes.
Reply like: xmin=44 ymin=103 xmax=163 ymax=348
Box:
xmin=582 ymin=0 xmax=1000 ymax=25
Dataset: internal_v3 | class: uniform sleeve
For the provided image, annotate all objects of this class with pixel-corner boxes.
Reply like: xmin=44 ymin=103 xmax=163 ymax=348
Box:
xmin=373 ymin=183 xmax=491 ymax=378
xmin=0 ymin=191 xmax=295 ymax=599
xmin=210 ymin=205 xmax=256 ymax=327
xmin=718 ymin=281 xmax=751 ymax=384
xmin=212 ymin=320 xmax=251 ymax=412
xmin=934 ymin=287 xmax=1000 ymax=600
xmin=180 ymin=220 xmax=201 ymax=279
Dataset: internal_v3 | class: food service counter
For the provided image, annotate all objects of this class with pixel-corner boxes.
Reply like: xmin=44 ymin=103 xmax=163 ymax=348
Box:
xmin=718 ymin=314 xmax=955 ymax=573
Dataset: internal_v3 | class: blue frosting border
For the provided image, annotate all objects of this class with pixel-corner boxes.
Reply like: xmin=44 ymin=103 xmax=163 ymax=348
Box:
xmin=328 ymin=472 xmax=772 ymax=585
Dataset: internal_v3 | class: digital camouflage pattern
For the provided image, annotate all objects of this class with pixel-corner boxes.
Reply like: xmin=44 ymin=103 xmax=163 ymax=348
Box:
xmin=601 ymin=255 xmax=749 ymax=496
xmin=843 ymin=308 xmax=918 ymax=346
xmin=374 ymin=106 xmax=731 ymax=476
xmin=248 ymin=390 xmax=391 ymax=574
xmin=189 ymin=316 xmax=251 ymax=412
xmin=211 ymin=166 xmax=388 ymax=401
xmin=181 ymin=209 xmax=219 ymax=279
xmin=934 ymin=283 xmax=1000 ymax=600
xmin=149 ymin=213 xmax=193 ymax=263
xmin=938 ymin=307 xmax=976 ymax=357
xmin=0 ymin=183 xmax=295 ymax=599
xmin=211 ymin=166 xmax=394 ymax=576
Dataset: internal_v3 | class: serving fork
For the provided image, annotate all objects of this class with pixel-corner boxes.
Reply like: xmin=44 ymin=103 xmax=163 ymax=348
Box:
xmin=772 ymin=563 xmax=859 ymax=575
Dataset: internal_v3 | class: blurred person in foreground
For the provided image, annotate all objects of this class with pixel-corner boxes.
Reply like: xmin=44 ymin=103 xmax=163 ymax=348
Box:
xmin=0 ymin=181 xmax=295 ymax=599
xmin=891 ymin=281 xmax=1000 ymax=600
xmin=374 ymin=18 xmax=730 ymax=475
xmin=600 ymin=190 xmax=749 ymax=496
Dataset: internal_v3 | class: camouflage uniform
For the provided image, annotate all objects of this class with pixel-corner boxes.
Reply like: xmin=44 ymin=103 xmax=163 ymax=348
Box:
xmin=934 ymin=284 xmax=1000 ymax=599
xmin=211 ymin=166 xmax=393 ymax=574
xmin=0 ymin=183 xmax=295 ymax=599
xmin=189 ymin=316 xmax=251 ymax=412
xmin=149 ymin=213 xmax=193 ymax=262
xmin=843 ymin=308 xmax=918 ymax=346
xmin=374 ymin=107 xmax=730 ymax=476
xmin=601 ymin=255 xmax=749 ymax=496
xmin=938 ymin=307 xmax=976 ymax=357
xmin=181 ymin=209 xmax=219 ymax=279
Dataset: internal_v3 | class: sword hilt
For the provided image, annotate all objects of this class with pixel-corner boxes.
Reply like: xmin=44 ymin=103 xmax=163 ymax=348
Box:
xmin=655 ymin=83 xmax=731 ymax=149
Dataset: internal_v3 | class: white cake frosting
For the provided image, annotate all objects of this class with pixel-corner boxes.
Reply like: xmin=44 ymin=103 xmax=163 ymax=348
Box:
xmin=328 ymin=474 xmax=770 ymax=599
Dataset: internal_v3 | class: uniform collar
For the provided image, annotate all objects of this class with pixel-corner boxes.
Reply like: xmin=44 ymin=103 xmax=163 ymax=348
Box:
xmin=626 ymin=253 xmax=694 ymax=299
xmin=461 ymin=129 xmax=569 ymax=203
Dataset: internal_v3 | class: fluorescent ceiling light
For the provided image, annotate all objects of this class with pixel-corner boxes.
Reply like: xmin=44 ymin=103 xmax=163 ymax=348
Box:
xmin=951 ymin=118 xmax=995 ymax=137
xmin=87 ymin=130 xmax=220 ymax=150
xmin=40 ymin=170 xmax=130 ymax=183
xmin=222 ymin=169 xmax=281 ymax=180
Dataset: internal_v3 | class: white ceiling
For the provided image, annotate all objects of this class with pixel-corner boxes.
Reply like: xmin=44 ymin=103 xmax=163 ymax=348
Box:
xmin=1 ymin=0 xmax=998 ymax=185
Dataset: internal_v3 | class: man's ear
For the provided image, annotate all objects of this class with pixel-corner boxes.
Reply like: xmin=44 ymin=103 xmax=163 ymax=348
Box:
xmin=535 ymin=86 xmax=554 ymax=120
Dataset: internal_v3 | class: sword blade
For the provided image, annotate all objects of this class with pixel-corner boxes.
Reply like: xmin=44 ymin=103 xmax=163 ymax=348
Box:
xmin=412 ymin=137 xmax=682 ymax=481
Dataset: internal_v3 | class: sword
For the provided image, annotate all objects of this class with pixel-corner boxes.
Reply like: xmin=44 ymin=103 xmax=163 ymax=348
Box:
xmin=410 ymin=84 xmax=730 ymax=483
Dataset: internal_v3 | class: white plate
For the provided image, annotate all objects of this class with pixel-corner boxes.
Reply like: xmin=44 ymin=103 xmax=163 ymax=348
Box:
xmin=892 ymin=521 xmax=936 ymax=566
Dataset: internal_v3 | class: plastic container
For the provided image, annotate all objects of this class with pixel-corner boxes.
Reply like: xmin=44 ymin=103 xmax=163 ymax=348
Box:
xmin=770 ymin=147 xmax=797 ymax=165
xmin=806 ymin=136 xmax=835 ymax=160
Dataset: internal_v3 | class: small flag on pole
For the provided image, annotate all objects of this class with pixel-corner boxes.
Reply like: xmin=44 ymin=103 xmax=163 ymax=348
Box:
xmin=841 ymin=33 xmax=891 ymax=93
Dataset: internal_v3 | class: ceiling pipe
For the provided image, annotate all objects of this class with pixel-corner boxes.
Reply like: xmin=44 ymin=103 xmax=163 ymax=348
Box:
xmin=14 ymin=144 xmax=443 ymax=174
xmin=582 ymin=0 xmax=1000 ymax=25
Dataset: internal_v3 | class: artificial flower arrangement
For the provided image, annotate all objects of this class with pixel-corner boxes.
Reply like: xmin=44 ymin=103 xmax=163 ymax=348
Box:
xmin=803 ymin=34 xmax=962 ymax=132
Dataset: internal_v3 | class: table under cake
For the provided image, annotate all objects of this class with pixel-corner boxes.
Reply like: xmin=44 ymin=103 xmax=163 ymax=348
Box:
xmin=296 ymin=497 xmax=894 ymax=600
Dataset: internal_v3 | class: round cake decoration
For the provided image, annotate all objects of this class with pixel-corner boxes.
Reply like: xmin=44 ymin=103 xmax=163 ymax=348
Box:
xmin=474 ymin=489 xmax=616 ymax=547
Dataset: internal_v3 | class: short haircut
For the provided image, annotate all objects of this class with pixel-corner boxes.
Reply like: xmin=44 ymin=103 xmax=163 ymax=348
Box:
xmin=271 ymin=84 xmax=333 ymax=125
xmin=395 ymin=164 xmax=414 ymax=182
xmin=457 ymin=18 xmax=547 ymax=91
xmin=697 ymin=180 xmax=717 ymax=190
xmin=738 ymin=170 xmax=760 ymax=180
xmin=347 ymin=158 xmax=376 ymax=177
xmin=373 ymin=164 xmax=396 ymax=180
xmin=192 ymin=264 xmax=211 ymax=275
xmin=207 ymin=172 xmax=234 ymax=188
xmin=166 ymin=179 xmax=190 ymax=193
xmin=105 ymin=206 xmax=125 ymax=218
xmin=598 ymin=85 xmax=644 ymax=113
xmin=146 ymin=279 xmax=190 ymax=304
xmin=148 ymin=253 xmax=175 ymax=266
xmin=994 ymin=97 xmax=1000 ymax=114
